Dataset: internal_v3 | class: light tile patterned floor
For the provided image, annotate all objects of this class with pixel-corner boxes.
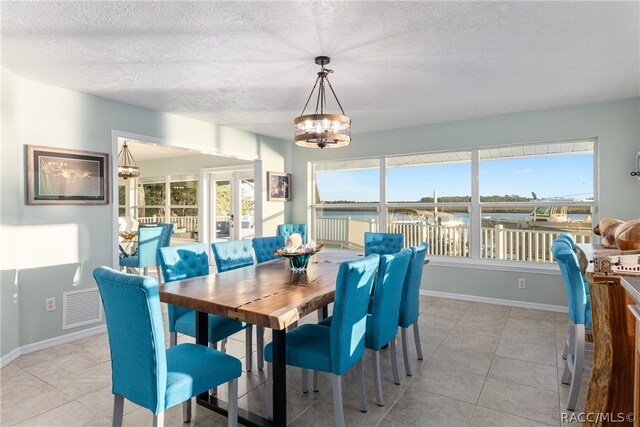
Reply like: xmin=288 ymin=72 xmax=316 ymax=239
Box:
xmin=0 ymin=296 xmax=591 ymax=426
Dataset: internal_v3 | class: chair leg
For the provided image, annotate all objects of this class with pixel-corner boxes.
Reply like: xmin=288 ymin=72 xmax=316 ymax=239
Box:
xmin=112 ymin=395 xmax=124 ymax=427
xmin=267 ymin=362 xmax=273 ymax=420
xmin=413 ymin=321 xmax=424 ymax=360
xmin=302 ymin=368 xmax=309 ymax=393
xmin=156 ymin=266 xmax=162 ymax=283
xmin=331 ymin=374 xmax=345 ymax=427
xmin=390 ymin=336 xmax=401 ymax=385
xmin=182 ymin=398 xmax=191 ymax=423
xmin=313 ymin=370 xmax=319 ymax=392
xmin=220 ymin=338 xmax=227 ymax=353
xmin=152 ymin=411 xmax=164 ymax=427
xmin=246 ymin=326 xmax=253 ymax=372
xmin=356 ymin=359 xmax=367 ymax=413
xmin=566 ymin=323 xmax=585 ymax=411
xmin=561 ymin=322 xmax=575 ymax=385
xmin=143 ymin=267 xmax=148 ymax=276
xmin=372 ymin=350 xmax=384 ymax=406
xmin=228 ymin=378 xmax=238 ymax=427
xmin=209 ymin=342 xmax=218 ymax=395
xmin=401 ymin=327 xmax=412 ymax=376
xmin=169 ymin=332 xmax=177 ymax=347
xmin=257 ymin=326 xmax=264 ymax=371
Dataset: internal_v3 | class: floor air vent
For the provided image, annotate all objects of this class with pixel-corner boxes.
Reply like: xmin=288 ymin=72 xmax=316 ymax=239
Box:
xmin=62 ymin=288 xmax=103 ymax=329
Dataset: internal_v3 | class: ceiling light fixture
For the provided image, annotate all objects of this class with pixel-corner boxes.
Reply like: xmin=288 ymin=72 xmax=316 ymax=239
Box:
xmin=294 ymin=56 xmax=351 ymax=149
xmin=117 ymin=141 xmax=140 ymax=180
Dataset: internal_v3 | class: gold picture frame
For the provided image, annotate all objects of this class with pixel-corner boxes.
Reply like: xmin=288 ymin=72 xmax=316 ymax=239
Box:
xmin=267 ymin=171 xmax=291 ymax=201
xmin=26 ymin=145 xmax=110 ymax=205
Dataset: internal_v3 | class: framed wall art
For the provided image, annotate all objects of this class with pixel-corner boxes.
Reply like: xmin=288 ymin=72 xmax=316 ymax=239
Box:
xmin=26 ymin=145 xmax=110 ymax=205
xmin=267 ymin=171 xmax=291 ymax=201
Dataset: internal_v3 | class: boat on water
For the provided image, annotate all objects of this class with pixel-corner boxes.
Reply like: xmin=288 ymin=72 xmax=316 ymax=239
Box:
xmin=389 ymin=208 xmax=466 ymax=227
xmin=481 ymin=206 xmax=592 ymax=231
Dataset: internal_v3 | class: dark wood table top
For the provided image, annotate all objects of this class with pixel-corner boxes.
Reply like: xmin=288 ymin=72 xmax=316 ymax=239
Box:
xmin=158 ymin=251 xmax=355 ymax=330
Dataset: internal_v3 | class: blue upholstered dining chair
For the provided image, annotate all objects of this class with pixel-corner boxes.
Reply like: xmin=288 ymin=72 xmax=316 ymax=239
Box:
xmin=211 ymin=240 xmax=254 ymax=273
xmin=119 ymin=227 xmax=164 ymax=276
xmin=157 ymin=223 xmax=174 ymax=248
xmin=398 ymin=242 xmax=429 ymax=376
xmin=551 ymin=235 xmax=592 ymax=411
xmin=263 ymin=255 xmax=380 ymax=426
xmin=319 ymin=250 xmax=412 ymax=406
xmin=277 ymin=223 xmax=307 ymax=243
xmin=252 ymin=236 xmax=285 ymax=264
xmin=210 ymin=240 xmax=264 ymax=371
xmin=158 ymin=243 xmax=255 ymax=369
xmin=93 ymin=266 xmax=241 ymax=427
xmin=364 ymin=232 xmax=403 ymax=256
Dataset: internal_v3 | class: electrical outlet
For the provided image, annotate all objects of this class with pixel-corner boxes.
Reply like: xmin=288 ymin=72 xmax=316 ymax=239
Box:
xmin=45 ymin=297 xmax=56 ymax=312
xmin=518 ymin=278 xmax=526 ymax=289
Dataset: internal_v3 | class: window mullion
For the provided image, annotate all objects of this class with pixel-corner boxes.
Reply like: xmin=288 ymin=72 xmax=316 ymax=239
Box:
xmin=380 ymin=156 xmax=387 ymax=232
xmin=471 ymin=149 xmax=480 ymax=259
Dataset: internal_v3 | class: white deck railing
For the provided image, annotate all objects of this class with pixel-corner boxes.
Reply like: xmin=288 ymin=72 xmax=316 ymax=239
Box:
xmin=315 ymin=217 xmax=591 ymax=263
xmin=138 ymin=216 xmax=199 ymax=232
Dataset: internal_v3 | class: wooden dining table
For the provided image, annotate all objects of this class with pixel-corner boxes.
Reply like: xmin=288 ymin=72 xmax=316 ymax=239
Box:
xmin=158 ymin=250 xmax=355 ymax=427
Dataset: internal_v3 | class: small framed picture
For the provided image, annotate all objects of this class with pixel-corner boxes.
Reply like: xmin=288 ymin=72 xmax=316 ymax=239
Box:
xmin=26 ymin=145 xmax=110 ymax=205
xmin=267 ymin=171 xmax=291 ymax=201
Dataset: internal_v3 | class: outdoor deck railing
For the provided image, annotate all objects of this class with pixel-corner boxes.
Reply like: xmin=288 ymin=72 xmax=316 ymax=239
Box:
xmin=138 ymin=215 xmax=199 ymax=232
xmin=315 ymin=217 xmax=591 ymax=263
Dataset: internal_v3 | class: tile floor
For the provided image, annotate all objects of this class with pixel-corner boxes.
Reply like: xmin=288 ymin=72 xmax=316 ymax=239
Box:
xmin=0 ymin=296 xmax=591 ymax=426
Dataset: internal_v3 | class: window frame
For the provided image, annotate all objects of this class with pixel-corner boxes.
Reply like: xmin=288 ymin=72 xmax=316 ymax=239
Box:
xmin=311 ymin=138 xmax=597 ymax=271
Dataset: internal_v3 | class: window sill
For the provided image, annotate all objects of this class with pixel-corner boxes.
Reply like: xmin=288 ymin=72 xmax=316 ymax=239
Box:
xmin=426 ymin=256 xmax=561 ymax=275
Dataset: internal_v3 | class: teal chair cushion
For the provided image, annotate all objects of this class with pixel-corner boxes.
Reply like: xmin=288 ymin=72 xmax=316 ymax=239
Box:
xmin=398 ymin=243 xmax=429 ymax=328
xmin=364 ymin=232 xmax=403 ymax=256
xmin=263 ymin=324 xmax=332 ymax=373
xmin=253 ymin=236 xmax=285 ymax=264
xmin=211 ymin=240 xmax=254 ymax=273
xmin=277 ymin=224 xmax=307 ymax=243
xmin=174 ymin=310 xmax=247 ymax=343
xmin=164 ymin=343 xmax=242 ymax=409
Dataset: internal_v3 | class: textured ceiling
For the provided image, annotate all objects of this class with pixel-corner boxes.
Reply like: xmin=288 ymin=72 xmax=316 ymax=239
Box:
xmin=2 ymin=1 xmax=639 ymax=141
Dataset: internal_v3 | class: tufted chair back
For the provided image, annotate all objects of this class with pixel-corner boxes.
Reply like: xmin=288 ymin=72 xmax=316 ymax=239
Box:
xmin=93 ymin=267 xmax=167 ymax=413
xmin=398 ymin=242 xmax=429 ymax=328
xmin=364 ymin=232 xmax=403 ymax=256
xmin=253 ymin=235 xmax=285 ymax=264
xmin=158 ymin=243 xmax=210 ymax=335
xmin=367 ymin=249 xmax=412 ymax=350
xmin=211 ymin=240 xmax=254 ymax=273
xmin=330 ymin=254 xmax=379 ymax=375
xmin=277 ymin=224 xmax=307 ymax=244
xmin=157 ymin=223 xmax=174 ymax=248
xmin=551 ymin=238 xmax=592 ymax=326
xmin=158 ymin=243 xmax=209 ymax=283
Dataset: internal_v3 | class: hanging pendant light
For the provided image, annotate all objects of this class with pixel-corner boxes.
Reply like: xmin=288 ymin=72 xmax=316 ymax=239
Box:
xmin=117 ymin=141 xmax=140 ymax=179
xmin=294 ymin=56 xmax=351 ymax=149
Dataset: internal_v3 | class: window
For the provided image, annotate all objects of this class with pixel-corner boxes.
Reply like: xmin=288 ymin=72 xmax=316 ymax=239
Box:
xmin=311 ymin=139 xmax=595 ymax=264
xmin=387 ymin=152 xmax=471 ymax=257
xmin=313 ymin=159 xmax=380 ymax=250
xmin=118 ymin=185 xmax=125 ymax=216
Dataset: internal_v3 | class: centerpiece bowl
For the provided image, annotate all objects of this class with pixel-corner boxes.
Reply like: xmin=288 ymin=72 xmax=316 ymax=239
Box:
xmin=274 ymin=243 xmax=324 ymax=272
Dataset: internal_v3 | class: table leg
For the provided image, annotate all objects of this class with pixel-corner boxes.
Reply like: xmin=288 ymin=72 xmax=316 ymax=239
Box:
xmin=196 ymin=311 xmax=209 ymax=401
xmin=272 ymin=329 xmax=287 ymax=426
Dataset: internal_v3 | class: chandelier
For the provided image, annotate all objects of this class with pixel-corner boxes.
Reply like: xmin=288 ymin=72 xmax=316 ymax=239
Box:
xmin=294 ymin=56 xmax=351 ymax=149
xmin=117 ymin=141 xmax=140 ymax=180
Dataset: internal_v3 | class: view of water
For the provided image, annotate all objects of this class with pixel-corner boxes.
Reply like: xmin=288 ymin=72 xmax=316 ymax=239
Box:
xmin=316 ymin=209 xmax=591 ymax=226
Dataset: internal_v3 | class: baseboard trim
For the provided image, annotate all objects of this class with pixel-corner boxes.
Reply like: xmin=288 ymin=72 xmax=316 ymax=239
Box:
xmin=1 ymin=324 xmax=107 ymax=368
xmin=420 ymin=290 xmax=568 ymax=313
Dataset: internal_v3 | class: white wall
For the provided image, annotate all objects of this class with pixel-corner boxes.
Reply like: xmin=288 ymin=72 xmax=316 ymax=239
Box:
xmin=0 ymin=69 xmax=290 ymax=358
xmin=135 ymin=153 xmax=252 ymax=179
xmin=290 ymin=97 xmax=640 ymax=307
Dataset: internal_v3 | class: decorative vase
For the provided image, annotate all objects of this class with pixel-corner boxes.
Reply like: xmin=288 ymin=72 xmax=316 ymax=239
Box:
xmin=289 ymin=253 xmax=312 ymax=272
